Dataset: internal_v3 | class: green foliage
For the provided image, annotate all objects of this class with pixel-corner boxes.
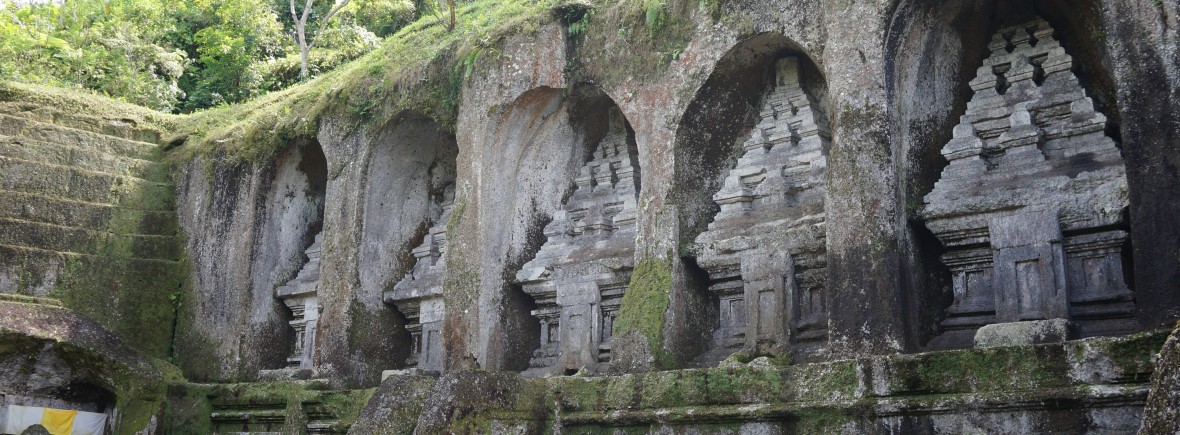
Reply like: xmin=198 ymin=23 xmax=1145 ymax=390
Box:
xmin=342 ymin=0 xmax=416 ymax=37
xmin=0 ymin=0 xmax=188 ymax=111
xmin=175 ymin=0 xmax=288 ymax=111
xmin=252 ymin=23 xmax=381 ymax=92
xmin=0 ymin=0 xmax=406 ymax=112
xmin=174 ymin=0 xmax=562 ymax=164
xmin=643 ymin=0 xmax=664 ymax=33
xmin=558 ymin=3 xmax=591 ymax=37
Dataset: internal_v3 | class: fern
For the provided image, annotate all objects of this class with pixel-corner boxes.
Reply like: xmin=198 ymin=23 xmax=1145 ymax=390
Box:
xmin=644 ymin=0 xmax=664 ymax=32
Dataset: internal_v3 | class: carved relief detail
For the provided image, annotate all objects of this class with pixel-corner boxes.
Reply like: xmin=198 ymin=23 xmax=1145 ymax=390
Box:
xmin=693 ymin=57 xmax=830 ymax=365
xmin=922 ymin=18 xmax=1134 ymax=347
xmin=276 ymin=233 xmax=323 ymax=369
xmin=514 ymin=109 xmax=639 ymax=376
xmin=384 ymin=185 xmax=455 ymax=372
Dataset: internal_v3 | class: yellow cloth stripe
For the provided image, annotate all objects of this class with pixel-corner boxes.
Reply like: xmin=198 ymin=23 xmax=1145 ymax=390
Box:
xmin=40 ymin=408 xmax=77 ymax=435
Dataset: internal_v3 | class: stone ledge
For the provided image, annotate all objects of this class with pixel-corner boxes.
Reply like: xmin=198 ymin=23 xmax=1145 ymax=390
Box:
xmin=975 ymin=319 xmax=1073 ymax=348
xmin=0 ymin=292 xmax=62 ymax=306
xmin=0 ymin=158 xmax=175 ymax=211
xmin=0 ymin=242 xmax=183 ymax=264
xmin=0 ymin=113 xmax=160 ymax=160
xmin=0 ymin=191 xmax=178 ymax=235
xmin=364 ymin=330 xmax=1168 ymax=433
xmin=0 ymin=134 xmax=169 ymax=182
xmin=0 ymin=102 xmax=164 ymax=144
xmin=0 ymin=217 xmax=181 ymax=260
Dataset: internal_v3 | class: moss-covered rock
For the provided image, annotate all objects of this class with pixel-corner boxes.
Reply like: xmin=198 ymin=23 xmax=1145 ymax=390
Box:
xmin=613 ymin=256 xmax=675 ymax=371
xmin=1139 ymin=322 xmax=1180 ymax=434
xmin=164 ymin=380 xmax=373 ymax=434
xmin=414 ymin=371 xmax=551 ymax=433
xmin=346 ymin=375 xmax=437 ymax=434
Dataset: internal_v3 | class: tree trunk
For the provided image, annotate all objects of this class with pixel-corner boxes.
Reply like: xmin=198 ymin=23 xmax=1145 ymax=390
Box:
xmin=449 ymin=0 xmax=455 ymax=31
xmin=300 ymin=41 xmax=310 ymax=81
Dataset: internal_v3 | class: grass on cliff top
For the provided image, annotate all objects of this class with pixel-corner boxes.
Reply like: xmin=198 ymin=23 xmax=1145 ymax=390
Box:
xmin=174 ymin=0 xmax=722 ymax=164
xmin=172 ymin=0 xmax=567 ymax=164
xmin=4 ymin=0 xmax=720 ymax=165
xmin=0 ymin=81 xmax=181 ymax=134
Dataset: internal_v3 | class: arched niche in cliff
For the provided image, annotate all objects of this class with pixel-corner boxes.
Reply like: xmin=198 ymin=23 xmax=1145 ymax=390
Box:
xmin=368 ymin=113 xmax=459 ymax=374
xmin=488 ymin=83 xmax=642 ymax=376
xmin=1 ymin=299 xmax=168 ymax=433
xmin=257 ymin=137 xmax=328 ymax=372
xmin=888 ymin=0 xmax=1135 ymax=350
xmin=673 ymin=32 xmax=833 ymax=366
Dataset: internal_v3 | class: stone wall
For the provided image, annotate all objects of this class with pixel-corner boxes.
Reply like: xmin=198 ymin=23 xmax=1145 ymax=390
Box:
xmin=166 ymin=0 xmax=1180 ymax=405
xmin=0 ymin=86 xmax=184 ymax=359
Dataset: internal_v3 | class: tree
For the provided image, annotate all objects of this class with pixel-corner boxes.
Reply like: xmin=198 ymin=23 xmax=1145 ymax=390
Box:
xmin=413 ymin=0 xmax=455 ymax=31
xmin=289 ymin=0 xmax=350 ymax=81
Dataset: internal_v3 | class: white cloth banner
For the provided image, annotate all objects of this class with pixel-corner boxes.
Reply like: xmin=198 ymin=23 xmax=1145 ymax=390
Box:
xmin=0 ymin=405 xmax=107 ymax=435
xmin=1 ymin=405 xmax=43 ymax=435
xmin=69 ymin=411 xmax=106 ymax=435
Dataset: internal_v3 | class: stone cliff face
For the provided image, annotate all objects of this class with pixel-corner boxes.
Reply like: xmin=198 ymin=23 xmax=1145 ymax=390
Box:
xmin=1 ymin=0 xmax=1180 ymax=433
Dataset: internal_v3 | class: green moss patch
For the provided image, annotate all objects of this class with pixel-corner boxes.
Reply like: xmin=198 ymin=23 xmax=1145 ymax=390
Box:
xmin=570 ymin=0 xmax=722 ymax=86
xmin=349 ymin=375 xmax=437 ymax=434
xmin=165 ymin=380 xmax=374 ymax=434
xmin=614 ymin=256 xmax=675 ymax=369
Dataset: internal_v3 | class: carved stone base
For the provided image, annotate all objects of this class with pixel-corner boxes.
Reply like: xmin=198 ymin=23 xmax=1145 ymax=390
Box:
xmin=974 ymin=318 xmax=1073 ymax=348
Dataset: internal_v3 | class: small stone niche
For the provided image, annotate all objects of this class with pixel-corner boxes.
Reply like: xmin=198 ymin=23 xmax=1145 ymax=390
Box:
xmin=921 ymin=18 xmax=1135 ymax=349
xmin=691 ymin=56 xmax=831 ymax=365
xmin=513 ymin=107 xmax=640 ymax=376
xmin=384 ymin=184 xmax=455 ymax=373
xmin=266 ymin=140 xmax=328 ymax=372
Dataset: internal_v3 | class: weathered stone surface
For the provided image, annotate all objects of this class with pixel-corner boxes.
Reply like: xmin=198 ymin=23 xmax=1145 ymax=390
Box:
xmin=413 ymin=371 xmax=549 ymax=434
xmin=1139 ymin=322 xmax=1180 ymax=435
xmin=174 ymin=141 xmax=326 ymax=381
xmin=275 ymin=233 xmax=324 ymax=370
xmin=326 ymin=331 xmax=1164 ymax=433
xmin=313 ymin=113 xmax=458 ymax=387
xmin=346 ymin=374 xmax=436 ymax=435
xmin=0 ymin=300 xmax=166 ymax=434
xmin=974 ymin=318 xmax=1072 ymax=348
xmin=4 ymin=1 xmax=1180 ymax=432
xmin=164 ymin=379 xmax=370 ymax=435
xmin=0 ymin=99 xmax=182 ymax=359
xmin=442 ymin=24 xmax=574 ymax=373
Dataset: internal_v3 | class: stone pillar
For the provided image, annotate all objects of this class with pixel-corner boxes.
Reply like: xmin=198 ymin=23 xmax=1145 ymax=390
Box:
xmin=822 ymin=0 xmax=907 ymax=357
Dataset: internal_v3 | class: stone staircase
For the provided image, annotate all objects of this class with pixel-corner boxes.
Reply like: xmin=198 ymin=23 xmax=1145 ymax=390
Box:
xmin=0 ymin=101 xmax=183 ymax=357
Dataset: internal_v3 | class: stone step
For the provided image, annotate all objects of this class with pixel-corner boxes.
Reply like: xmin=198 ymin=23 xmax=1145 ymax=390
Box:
xmin=0 ymin=243 xmax=67 ymax=297
xmin=0 ymin=114 xmax=161 ymax=161
xmin=0 ymin=156 xmax=175 ymax=211
xmin=0 ymin=218 xmax=180 ymax=261
xmin=0 ymin=134 xmax=170 ymax=183
xmin=0 ymin=102 xmax=163 ymax=144
xmin=0 ymin=191 xmax=178 ymax=236
xmin=0 ymin=243 xmax=180 ymax=297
